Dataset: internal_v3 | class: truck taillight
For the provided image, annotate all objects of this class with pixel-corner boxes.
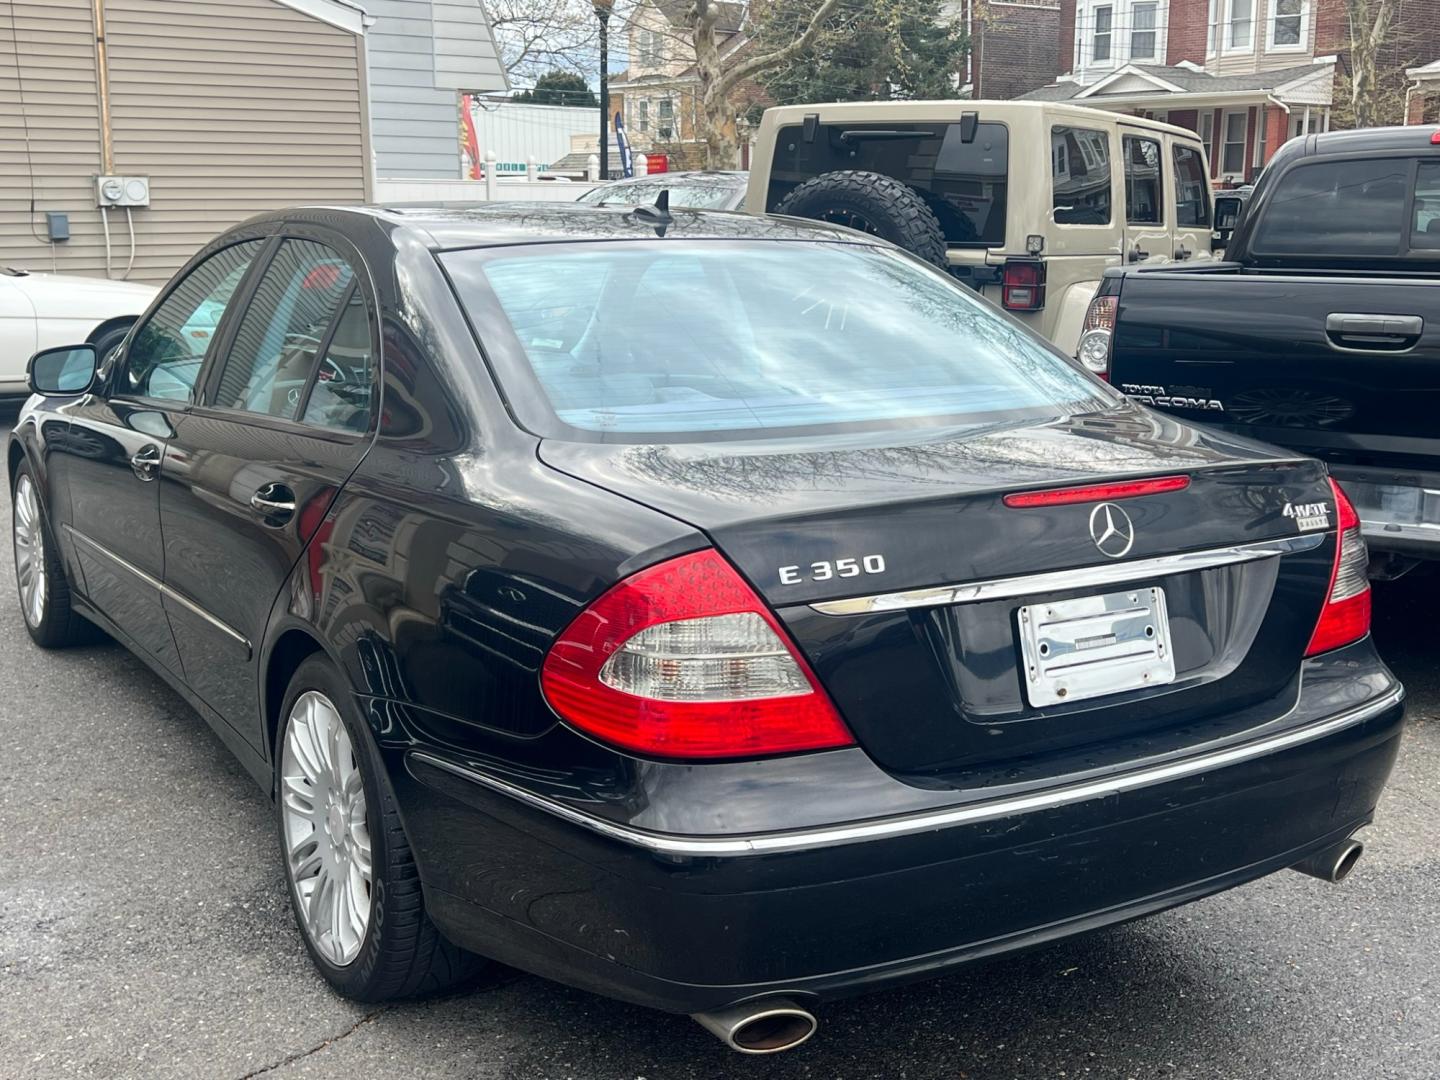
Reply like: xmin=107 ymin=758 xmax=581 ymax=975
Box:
xmin=1077 ymin=294 xmax=1117 ymax=379
xmin=540 ymin=549 xmax=854 ymax=759
xmin=1002 ymin=260 xmax=1045 ymax=311
xmin=1305 ymin=479 xmax=1372 ymax=657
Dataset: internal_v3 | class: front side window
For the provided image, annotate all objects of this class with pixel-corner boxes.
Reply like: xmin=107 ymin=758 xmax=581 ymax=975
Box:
xmin=1252 ymin=158 xmax=1409 ymax=256
xmin=212 ymin=238 xmax=355 ymax=420
xmin=1271 ymin=0 xmax=1304 ymax=47
xmin=1229 ymin=0 xmax=1253 ymax=49
xmin=1123 ymin=135 xmax=1163 ymax=225
xmin=1173 ymin=144 xmax=1212 ymax=227
xmin=1131 ymin=2 xmax=1158 ymax=59
xmin=1412 ymin=161 xmax=1440 ymax=248
xmin=1052 ymin=126 xmax=1112 ymax=225
xmin=1222 ymin=112 xmax=1247 ymax=174
xmin=121 ymin=240 xmax=264 ymax=403
xmin=443 ymin=242 xmax=1114 ymax=441
xmin=1093 ymin=5 xmax=1113 ymax=61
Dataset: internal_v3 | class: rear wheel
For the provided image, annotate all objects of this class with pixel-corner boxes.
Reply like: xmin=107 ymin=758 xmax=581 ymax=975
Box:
xmin=11 ymin=463 xmax=91 ymax=647
xmin=774 ymin=170 xmax=948 ymax=268
xmin=276 ymin=656 xmax=489 ymax=1000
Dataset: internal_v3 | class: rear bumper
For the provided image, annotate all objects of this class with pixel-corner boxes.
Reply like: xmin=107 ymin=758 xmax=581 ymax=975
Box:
xmin=1330 ymin=465 xmax=1440 ymax=561
xmin=395 ymin=671 xmax=1404 ymax=1014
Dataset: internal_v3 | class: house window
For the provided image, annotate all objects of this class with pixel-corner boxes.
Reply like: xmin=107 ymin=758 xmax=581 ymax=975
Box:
xmin=1228 ymin=0 xmax=1253 ymax=50
xmin=1093 ymin=5 xmax=1113 ymax=62
xmin=1269 ymin=0 xmax=1305 ymax=48
xmin=636 ymin=29 xmax=663 ymax=65
xmin=658 ymin=98 xmax=674 ymax=140
xmin=1222 ymin=111 xmax=1247 ymax=174
xmin=1131 ymin=2 xmax=1158 ymax=61
xmin=1207 ymin=0 xmax=1218 ymax=54
xmin=1200 ymin=110 xmax=1214 ymax=151
xmin=637 ymin=99 xmax=650 ymax=133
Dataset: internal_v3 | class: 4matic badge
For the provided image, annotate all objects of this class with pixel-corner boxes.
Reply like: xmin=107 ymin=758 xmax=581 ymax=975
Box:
xmin=1283 ymin=500 xmax=1331 ymax=531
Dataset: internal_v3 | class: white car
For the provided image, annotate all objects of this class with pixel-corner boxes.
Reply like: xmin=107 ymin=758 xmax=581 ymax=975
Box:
xmin=0 ymin=268 xmax=157 ymax=397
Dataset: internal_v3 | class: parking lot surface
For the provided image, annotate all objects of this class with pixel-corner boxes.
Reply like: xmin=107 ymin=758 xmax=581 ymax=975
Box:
xmin=1 ymin=417 xmax=1436 ymax=1080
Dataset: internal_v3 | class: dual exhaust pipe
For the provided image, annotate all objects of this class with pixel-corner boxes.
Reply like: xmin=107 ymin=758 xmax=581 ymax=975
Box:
xmin=690 ymin=838 xmax=1364 ymax=1054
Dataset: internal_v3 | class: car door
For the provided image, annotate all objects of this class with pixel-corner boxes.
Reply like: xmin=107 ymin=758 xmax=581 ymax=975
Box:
xmin=157 ymin=231 xmax=379 ymax=752
xmin=1169 ymin=138 xmax=1213 ymax=260
xmin=0 ymin=273 xmax=38 ymax=391
xmin=52 ymin=238 xmax=268 ymax=671
xmin=1120 ymin=127 xmax=1169 ymax=265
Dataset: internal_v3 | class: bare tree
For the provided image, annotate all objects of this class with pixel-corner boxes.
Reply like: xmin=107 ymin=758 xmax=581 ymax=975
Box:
xmin=686 ymin=0 xmax=846 ymax=167
xmin=487 ymin=0 xmax=600 ymax=83
xmin=1345 ymin=0 xmax=1397 ymax=127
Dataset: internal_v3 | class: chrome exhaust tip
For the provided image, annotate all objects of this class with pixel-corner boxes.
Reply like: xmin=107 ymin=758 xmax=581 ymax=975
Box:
xmin=1292 ymin=838 xmax=1365 ymax=883
xmin=692 ymin=997 xmax=817 ymax=1054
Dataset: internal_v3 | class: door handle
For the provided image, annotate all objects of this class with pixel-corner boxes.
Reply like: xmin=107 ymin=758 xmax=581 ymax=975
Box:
xmin=249 ymin=483 xmax=297 ymax=522
xmin=1126 ymin=244 xmax=1150 ymax=263
xmin=1325 ymin=313 xmax=1423 ymax=351
xmin=1174 ymin=242 xmax=1192 ymax=261
xmin=130 ymin=443 xmax=161 ymax=482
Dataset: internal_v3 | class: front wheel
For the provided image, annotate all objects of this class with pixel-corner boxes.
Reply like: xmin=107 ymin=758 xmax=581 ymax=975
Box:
xmin=276 ymin=656 xmax=490 ymax=1000
xmin=11 ymin=463 xmax=92 ymax=647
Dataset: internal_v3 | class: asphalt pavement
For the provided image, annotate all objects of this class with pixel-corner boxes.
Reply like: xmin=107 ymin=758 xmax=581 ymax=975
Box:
xmin=1 ymin=418 xmax=1436 ymax=1080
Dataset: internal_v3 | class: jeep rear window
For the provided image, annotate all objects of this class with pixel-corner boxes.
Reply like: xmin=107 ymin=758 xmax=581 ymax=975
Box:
xmin=444 ymin=240 xmax=1113 ymax=442
xmin=768 ymin=122 xmax=1008 ymax=247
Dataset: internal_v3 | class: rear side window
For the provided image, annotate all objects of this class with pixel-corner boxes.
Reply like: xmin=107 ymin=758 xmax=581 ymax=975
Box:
xmin=1172 ymin=144 xmax=1212 ymax=227
xmin=444 ymin=241 xmax=1115 ymax=442
xmin=767 ymin=121 xmax=1008 ymax=246
xmin=1411 ymin=161 xmax=1440 ymax=248
xmin=1123 ymin=135 xmax=1163 ymax=225
xmin=213 ymin=238 xmax=355 ymax=420
xmin=1052 ymin=127 xmax=1111 ymax=225
xmin=1252 ymin=158 xmax=1408 ymax=256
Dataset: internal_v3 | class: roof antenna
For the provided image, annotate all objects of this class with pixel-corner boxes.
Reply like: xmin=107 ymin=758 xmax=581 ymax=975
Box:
xmin=631 ymin=189 xmax=674 ymax=236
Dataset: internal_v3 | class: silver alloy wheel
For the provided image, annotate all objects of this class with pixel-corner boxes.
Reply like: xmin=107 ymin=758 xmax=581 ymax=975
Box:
xmin=13 ymin=474 xmax=47 ymax=629
xmin=280 ymin=690 xmax=373 ymax=967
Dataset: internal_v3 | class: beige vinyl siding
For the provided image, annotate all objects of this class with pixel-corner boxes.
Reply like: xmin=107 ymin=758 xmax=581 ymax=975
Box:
xmin=1211 ymin=0 xmax=1315 ymax=76
xmin=105 ymin=0 xmax=366 ymax=282
xmin=0 ymin=0 xmax=107 ymax=275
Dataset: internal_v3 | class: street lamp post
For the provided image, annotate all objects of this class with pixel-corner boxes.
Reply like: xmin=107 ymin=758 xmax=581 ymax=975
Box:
xmin=594 ymin=0 xmax=613 ymax=180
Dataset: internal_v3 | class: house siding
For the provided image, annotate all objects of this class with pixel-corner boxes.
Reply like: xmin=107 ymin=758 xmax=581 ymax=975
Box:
xmin=367 ymin=0 xmax=506 ymax=178
xmin=2 ymin=0 xmax=369 ymax=283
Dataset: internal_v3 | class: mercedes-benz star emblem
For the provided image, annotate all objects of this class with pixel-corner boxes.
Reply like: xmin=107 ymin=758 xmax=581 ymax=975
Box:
xmin=1088 ymin=502 xmax=1136 ymax=559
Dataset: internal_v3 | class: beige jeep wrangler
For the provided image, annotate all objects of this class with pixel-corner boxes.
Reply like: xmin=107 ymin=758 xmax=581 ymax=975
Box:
xmin=745 ymin=101 xmax=1214 ymax=354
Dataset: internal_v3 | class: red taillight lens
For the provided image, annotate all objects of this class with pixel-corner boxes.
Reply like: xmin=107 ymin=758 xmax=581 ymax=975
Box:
xmin=1003 ymin=475 xmax=1190 ymax=508
xmin=540 ymin=549 xmax=854 ymax=759
xmin=1305 ymin=479 xmax=1372 ymax=657
xmin=1077 ymin=295 xmax=1117 ymax=378
xmin=1002 ymin=260 xmax=1046 ymax=311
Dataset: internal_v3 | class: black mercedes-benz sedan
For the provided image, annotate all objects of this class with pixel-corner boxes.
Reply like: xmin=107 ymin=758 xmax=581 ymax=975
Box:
xmin=9 ymin=203 xmax=1404 ymax=1054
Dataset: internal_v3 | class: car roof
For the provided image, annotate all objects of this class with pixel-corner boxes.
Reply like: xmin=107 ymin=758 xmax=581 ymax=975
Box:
xmin=265 ymin=202 xmax=877 ymax=251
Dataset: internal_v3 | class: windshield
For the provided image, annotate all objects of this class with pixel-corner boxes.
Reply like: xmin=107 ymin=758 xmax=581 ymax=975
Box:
xmin=442 ymin=241 xmax=1115 ymax=443
xmin=575 ymin=176 xmax=742 ymax=209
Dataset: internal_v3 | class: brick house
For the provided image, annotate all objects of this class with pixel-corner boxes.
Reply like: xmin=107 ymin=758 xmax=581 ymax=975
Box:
xmin=960 ymin=1 xmax=1066 ymax=100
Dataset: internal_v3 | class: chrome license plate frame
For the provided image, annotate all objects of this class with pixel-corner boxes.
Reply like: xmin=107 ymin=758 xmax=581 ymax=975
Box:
xmin=1018 ymin=586 xmax=1176 ymax=708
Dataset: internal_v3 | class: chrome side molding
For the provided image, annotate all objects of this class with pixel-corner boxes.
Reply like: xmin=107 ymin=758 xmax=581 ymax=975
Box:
xmin=809 ymin=533 xmax=1326 ymax=616
xmin=410 ymin=683 xmax=1402 ymax=859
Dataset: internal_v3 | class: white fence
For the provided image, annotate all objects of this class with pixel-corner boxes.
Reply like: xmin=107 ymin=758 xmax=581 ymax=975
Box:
xmin=375 ymin=153 xmax=665 ymax=204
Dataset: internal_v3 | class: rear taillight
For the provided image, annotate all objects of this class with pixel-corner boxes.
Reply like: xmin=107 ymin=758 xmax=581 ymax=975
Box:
xmin=1002 ymin=260 xmax=1046 ymax=311
xmin=1077 ymin=294 xmax=1116 ymax=378
xmin=1305 ymin=479 xmax=1372 ymax=657
xmin=540 ymin=549 xmax=854 ymax=759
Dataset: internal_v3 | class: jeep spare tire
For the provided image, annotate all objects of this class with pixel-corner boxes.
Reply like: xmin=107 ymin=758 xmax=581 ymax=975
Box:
xmin=774 ymin=170 xmax=948 ymax=268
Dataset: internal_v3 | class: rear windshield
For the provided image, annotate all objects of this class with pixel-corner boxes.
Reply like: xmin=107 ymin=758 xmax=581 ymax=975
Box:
xmin=1251 ymin=157 xmax=1410 ymax=256
xmin=767 ymin=122 xmax=1009 ymax=246
xmin=576 ymin=176 xmax=741 ymax=209
xmin=442 ymin=241 xmax=1113 ymax=443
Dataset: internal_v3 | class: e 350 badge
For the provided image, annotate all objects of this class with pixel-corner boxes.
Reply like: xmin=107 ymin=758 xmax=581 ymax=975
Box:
xmin=1283 ymin=500 xmax=1331 ymax=531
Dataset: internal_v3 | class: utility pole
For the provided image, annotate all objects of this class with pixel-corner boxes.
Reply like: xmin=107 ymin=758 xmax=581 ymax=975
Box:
xmin=594 ymin=0 xmax=613 ymax=180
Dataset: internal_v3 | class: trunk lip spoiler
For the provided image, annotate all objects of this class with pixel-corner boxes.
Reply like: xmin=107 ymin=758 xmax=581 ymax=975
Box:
xmin=408 ymin=681 xmax=1402 ymax=858
xmin=808 ymin=533 xmax=1326 ymax=616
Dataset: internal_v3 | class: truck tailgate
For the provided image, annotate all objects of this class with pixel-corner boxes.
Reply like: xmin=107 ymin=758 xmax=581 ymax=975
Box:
xmin=1110 ymin=271 xmax=1439 ymax=471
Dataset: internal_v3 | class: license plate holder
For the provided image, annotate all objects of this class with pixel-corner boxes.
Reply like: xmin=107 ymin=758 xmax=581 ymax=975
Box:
xmin=1018 ymin=587 xmax=1176 ymax=708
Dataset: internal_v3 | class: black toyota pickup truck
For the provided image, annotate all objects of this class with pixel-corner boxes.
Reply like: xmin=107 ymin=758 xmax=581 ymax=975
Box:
xmin=1079 ymin=126 xmax=1440 ymax=577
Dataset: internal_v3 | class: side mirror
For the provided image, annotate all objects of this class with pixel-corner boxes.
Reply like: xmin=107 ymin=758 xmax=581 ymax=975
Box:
xmin=28 ymin=344 xmax=98 ymax=396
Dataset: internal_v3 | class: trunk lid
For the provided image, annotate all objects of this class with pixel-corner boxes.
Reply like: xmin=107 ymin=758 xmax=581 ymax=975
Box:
xmin=540 ymin=406 xmax=1337 ymax=773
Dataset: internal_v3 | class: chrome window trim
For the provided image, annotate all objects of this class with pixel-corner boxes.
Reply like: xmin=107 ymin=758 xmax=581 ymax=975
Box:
xmin=410 ymin=683 xmax=1402 ymax=859
xmin=64 ymin=526 xmax=252 ymax=656
xmin=808 ymin=533 xmax=1326 ymax=616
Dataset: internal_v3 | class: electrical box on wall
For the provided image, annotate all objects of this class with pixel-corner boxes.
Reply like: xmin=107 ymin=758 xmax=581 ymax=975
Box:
xmin=95 ymin=175 xmax=151 ymax=208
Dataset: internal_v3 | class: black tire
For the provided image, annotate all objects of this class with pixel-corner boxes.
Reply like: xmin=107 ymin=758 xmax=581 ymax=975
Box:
xmin=774 ymin=170 xmax=948 ymax=268
xmin=11 ymin=461 xmax=94 ymax=648
xmin=89 ymin=321 xmax=133 ymax=366
xmin=275 ymin=655 xmax=490 ymax=1001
